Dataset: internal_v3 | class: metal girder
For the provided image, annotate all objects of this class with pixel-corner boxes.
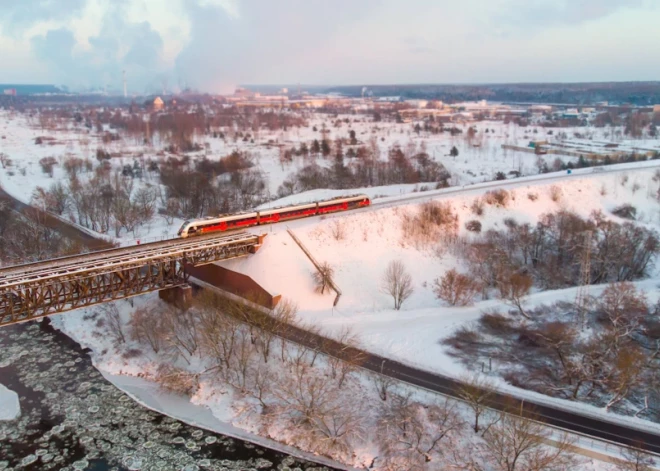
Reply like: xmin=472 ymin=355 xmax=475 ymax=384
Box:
xmin=0 ymin=232 xmax=262 ymax=326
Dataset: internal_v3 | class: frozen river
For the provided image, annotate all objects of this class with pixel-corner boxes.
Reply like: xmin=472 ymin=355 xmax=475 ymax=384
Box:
xmin=0 ymin=320 xmax=337 ymax=471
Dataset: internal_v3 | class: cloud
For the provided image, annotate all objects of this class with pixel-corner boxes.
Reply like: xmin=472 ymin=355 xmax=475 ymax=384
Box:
xmin=123 ymin=22 xmax=165 ymax=68
xmin=7 ymin=0 xmax=660 ymax=90
xmin=494 ymin=0 xmax=645 ymax=31
xmin=29 ymin=5 xmax=166 ymax=91
xmin=174 ymin=0 xmax=381 ymax=92
xmin=0 ymin=0 xmax=87 ymax=34
xmin=31 ymin=28 xmax=77 ymax=67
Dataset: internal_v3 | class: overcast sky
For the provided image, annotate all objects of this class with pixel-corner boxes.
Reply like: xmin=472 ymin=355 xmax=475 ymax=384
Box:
xmin=1 ymin=0 xmax=658 ymax=93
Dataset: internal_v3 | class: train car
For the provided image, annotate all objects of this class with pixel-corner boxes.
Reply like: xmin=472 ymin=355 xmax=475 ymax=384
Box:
xmin=177 ymin=194 xmax=370 ymax=238
xmin=177 ymin=212 xmax=259 ymax=237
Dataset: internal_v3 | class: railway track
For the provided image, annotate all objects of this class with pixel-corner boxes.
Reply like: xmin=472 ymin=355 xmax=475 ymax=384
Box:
xmin=4 ymin=161 xmax=660 ymax=456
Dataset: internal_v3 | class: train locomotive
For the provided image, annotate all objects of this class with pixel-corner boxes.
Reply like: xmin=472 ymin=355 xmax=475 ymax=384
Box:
xmin=177 ymin=194 xmax=371 ymax=238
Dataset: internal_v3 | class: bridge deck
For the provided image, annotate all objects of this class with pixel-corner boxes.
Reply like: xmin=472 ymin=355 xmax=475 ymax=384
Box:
xmin=0 ymin=231 xmax=263 ymax=326
xmin=0 ymin=232 xmax=255 ymax=287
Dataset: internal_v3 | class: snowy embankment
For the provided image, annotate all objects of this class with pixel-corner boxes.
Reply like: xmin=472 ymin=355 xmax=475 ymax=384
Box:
xmin=99 ymin=371 xmax=357 ymax=471
xmin=0 ymin=383 xmax=20 ymax=421
xmin=48 ymin=165 xmax=660 ymax=469
xmin=222 ymin=165 xmax=660 ymax=432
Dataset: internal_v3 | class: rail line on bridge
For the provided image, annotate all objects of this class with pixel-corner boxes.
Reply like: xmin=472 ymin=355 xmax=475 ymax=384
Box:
xmin=0 ymin=231 xmax=265 ymax=327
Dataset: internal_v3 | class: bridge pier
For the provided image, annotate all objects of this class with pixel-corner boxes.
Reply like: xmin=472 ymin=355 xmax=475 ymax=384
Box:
xmin=248 ymin=234 xmax=268 ymax=254
xmin=159 ymin=284 xmax=193 ymax=306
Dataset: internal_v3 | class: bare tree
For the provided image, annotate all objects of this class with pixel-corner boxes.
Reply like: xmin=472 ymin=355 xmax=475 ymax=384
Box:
xmin=99 ymin=303 xmax=125 ymax=344
xmin=497 ymin=272 xmax=533 ymax=318
xmin=250 ymin=297 xmax=298 ymax=363
xmin=313 ymin=261 xmax=335 ymax=295
xmin=129 ymin=305 xmax=164 ymax=353
xmin=196 ymin=292 xmax=240 ymax=375
xmin=460 ymin=374 xmax=495 ymax=434
xmin=230 ymin=329 xmax=255 ymax=390
xmin=479 ymin=410 xmax=578 ymax=471
xmin=161 ymin=303 xmax=199 ymax=363
xmin=273 ymin=361 xmax=363 ymax=459
xmin=381 ymin=260 xmax=414 ymax=310
xmin=327 ymin=326 xmax=364 ymax=388
xmin=434 ymin=269 xmax=480 ymax=306
xmin=249 ymin=361 xmax=273 ymax=409
xmin=378 ymin=394 xmax=462 ymax=469
xmin=373 ymin=373 xmax=396 ymax=401
xmin=329 ymin=220 xmax=346 ymax=241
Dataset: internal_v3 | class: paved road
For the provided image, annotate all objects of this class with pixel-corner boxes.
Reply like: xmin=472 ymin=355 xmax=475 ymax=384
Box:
xmin=6 ymin=163 xmax=660 ymax=455
xmin=226 ymin=299 xmax=660 ymax=455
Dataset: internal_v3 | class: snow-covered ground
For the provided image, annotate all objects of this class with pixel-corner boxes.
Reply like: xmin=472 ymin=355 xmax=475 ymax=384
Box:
xmin=99 ymin=371 xmax=357 ymax=470
xmin=2 ymin=109 xmax=658 ymax=245
xmin=45 ymin=165 xmax=660 ymax=469
xmin=0 ymin=383 xmax=20 ymax=421
xmin=4 ymin=109 xmax=660 ymax=468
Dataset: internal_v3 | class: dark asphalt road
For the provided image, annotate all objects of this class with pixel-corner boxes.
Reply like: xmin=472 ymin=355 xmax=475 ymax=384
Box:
xmin=3 ymin=181 xmax=659 ymax=456
xmin=222 ymin=297 xmax=660 ymax=455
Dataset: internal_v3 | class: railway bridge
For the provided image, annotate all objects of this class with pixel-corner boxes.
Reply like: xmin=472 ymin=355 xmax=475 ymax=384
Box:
xmin=0 ymin=232 xmax=265 ymax=327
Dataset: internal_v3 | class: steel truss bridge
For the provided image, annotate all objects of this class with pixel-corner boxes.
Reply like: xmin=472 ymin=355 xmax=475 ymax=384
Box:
xmin=0 ymin=232 xmax=264 ymax=327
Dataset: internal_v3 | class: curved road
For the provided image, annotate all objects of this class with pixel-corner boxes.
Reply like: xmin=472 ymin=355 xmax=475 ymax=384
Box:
xmin=222 ymin=298 xmax=660 ymax=455
xmin=6 ymin=162 xmax=660 ymax=455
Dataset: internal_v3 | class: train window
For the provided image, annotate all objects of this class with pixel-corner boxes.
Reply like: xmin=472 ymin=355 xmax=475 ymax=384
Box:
xmin=177 ymin=221 xmax=190 ymax=235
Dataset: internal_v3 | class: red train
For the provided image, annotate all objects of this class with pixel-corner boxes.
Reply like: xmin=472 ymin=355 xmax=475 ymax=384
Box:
xmin=177 ymin=194 xmax=371 ymax=238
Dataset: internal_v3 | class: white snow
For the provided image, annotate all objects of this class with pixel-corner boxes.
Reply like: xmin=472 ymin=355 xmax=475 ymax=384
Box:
xmin=4 ymin=108 xmax=660 ymax=468
xmin=0 ymin=383 xmax=20 ymax=421
xmin=101 ymin=371 xmax=357 ymax=470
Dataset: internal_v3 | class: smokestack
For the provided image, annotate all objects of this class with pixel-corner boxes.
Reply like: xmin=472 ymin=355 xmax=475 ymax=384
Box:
xmin=123 ymin=70 xmax=127 ymax=98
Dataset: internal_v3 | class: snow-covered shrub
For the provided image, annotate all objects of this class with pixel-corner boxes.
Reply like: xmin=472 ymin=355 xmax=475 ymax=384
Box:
xmin=471 ymin=197 xmax=485 ymax=216
xmin=433 ymin=269 xmax=480 ymax=306
xmin=483 ymin=189 xmax=510 ymax=207
xmin=155 ymin=364 xmax=198 ymax=396
xmin=612 ymin=203 xmax=637 ymax=220
xmin=401 ymin=201 xmax=458 ymax=247
xmin=465 ymin=220 xmax=482 ymax=233
xmin=549 ymin=184 xmax=563 ymax=202
xmin=39 ymin=156 xmax=57 ymax=177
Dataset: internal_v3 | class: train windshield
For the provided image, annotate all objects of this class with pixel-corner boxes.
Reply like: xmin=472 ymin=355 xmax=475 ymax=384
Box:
xmin=177 ymin=221 xmax=190 ymax=236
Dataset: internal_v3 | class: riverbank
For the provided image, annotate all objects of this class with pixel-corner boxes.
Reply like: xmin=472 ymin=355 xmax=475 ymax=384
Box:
xmin=0 ymin=320 xmax=340 ymax=470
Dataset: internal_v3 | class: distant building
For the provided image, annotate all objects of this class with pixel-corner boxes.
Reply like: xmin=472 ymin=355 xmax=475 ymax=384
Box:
xmin=654 ymin=104 xmax=660 ymax=113
xmin=404 ymin=99 xmax=428 ymax=109
xmin=234 ymin=87 xmax=252 ymax=97
xmin=529 ymin=104 xmax=552 ymax=113
xmin=375 ymin=96 xmax=401 ymax=102
xmin=3 ymin=89 xmax=16 ymax=96
xmin=153 ymin=96 xmax=164 ymax=111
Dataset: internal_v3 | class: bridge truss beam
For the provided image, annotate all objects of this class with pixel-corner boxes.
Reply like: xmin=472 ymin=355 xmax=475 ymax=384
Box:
xmin=0 ymin=232 xmax=263 ymax=326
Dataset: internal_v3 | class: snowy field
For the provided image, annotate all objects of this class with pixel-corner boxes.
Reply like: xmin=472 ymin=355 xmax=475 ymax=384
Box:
xmin=46 ymin=165 xmax=660 ymax=469
xmin=4 ymin=108 xmax=660 ymax=468
xmin=2 ymin=109 xmax=658 ymax=245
